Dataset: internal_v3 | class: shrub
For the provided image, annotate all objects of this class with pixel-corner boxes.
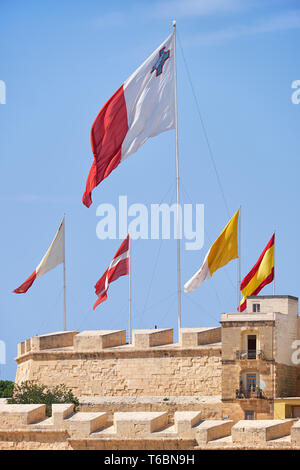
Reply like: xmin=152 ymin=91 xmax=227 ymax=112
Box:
xmin=0 ymin=380 xmax=14 ymax=398
xmin=8 ymin=381 xmax=79 ymax=417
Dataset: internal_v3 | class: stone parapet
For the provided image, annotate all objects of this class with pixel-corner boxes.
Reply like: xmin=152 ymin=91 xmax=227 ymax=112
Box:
xmin=74 ymin=330 xmax=126 ymax=352
xmin=132 ymin=329 xmax=173 ymax=348
xmin=0 ymin=404 xmax=46 ymax=427
xmin=0 ymin=405 xmax=299 ymax=450
xmin=18 ymin=331 xmax=78 ymax=357
xmin=180 ymin=328 xmax=221 ymax=348
xmin=232 ymin=419 xmax=296 ymax=444
xmin=195 ymin=419 xmax=234 ymax=444
xmin=291 ymin=420 xmax=300 ymax=445
xmin=113 ymin=411 xmax=168 ymax=436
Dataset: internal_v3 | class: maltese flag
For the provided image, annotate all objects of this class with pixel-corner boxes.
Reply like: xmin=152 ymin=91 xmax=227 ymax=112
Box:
xmin=82 ymin=32 xmax=175 ymax=207
xmin=13 ymin=217 xmax=65 ymax=294
xmin=93 ymin=235 xmax=130 ymax=309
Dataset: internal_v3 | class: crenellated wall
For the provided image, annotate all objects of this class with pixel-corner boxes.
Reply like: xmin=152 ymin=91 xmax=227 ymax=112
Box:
xmin=15 ymin=328 xmax=222 ymax=397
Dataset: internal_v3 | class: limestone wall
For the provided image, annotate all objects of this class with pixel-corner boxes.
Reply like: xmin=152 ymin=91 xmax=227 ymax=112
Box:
xmin=221 ymin=321 xmax=274 ymax=361
xmin=16 ymin=349 xmax=222 ymax=397
xmin=275 ymin=363 xmax=299 ymax=397
xmin=79 ymin=396 xmax=222 ymax=423
xmin=275 ymin=313 xmax=298 ymax=366
xmin=247 ymin=296 xmax=298 ymax=316
xmin=15 ymin=329 xmax=222 ymax=397
xmin=222 ymin=400 xmax=273 ymax=422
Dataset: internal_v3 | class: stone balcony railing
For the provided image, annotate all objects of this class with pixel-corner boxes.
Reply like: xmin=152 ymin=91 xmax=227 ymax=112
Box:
xmin=235 ymin=350 xmax=264 ymax=360
xmin=235 ymin=388 xmax=265 ymax=400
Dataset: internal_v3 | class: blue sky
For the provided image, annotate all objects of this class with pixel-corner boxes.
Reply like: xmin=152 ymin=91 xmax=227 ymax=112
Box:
xmin=1 ymin=0 xmax=299 ymax=381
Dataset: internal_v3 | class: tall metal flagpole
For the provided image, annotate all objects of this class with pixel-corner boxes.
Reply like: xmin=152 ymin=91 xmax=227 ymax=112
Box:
xmin=128 ymin=235 xmax=132 ymax=343
xmin=238 ymin=206 xmax=241 ymax=311
xmin=63 ymin=214 xmax=67 ymax=331
xmin=273 ymin=230 xmax=275 ymax=296
xmin=173 ymin=20 xmax=182 ymax=339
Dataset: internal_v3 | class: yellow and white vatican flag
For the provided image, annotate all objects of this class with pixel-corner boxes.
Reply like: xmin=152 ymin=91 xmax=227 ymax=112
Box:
xmin=184 ymin=209 xmax=239 ymax=293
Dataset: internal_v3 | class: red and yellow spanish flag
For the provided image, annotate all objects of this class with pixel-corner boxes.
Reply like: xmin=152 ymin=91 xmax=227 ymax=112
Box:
xmin=240 ymin=233 xmax=275 ymax=312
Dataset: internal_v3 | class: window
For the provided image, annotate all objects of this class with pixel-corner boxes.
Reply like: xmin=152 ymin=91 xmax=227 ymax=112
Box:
xmin=253 ymin=303 xmax=260 ymax=312
xmin=245 ymin=410 xmax=255 ymax=420
xmin=246 ymin=373 xmax=256 ymax=392
xmin=247 ymin=335 xmax=257 ymax=359
xmin=292 ymin=407 xmax=300 ymax=418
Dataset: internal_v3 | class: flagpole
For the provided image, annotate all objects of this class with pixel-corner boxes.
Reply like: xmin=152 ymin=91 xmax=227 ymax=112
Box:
xmin=238 ymin=206 xmax=241 ymax=311
xmin=173 ymin=20 xmax=182 ymax=340
xmin=273 ymin=230 xmax=275 ymax=296
xmin=63 ymin=214 xmax=67 ymax=331
xmin=128 ymin=235 xmax=132 ymax=344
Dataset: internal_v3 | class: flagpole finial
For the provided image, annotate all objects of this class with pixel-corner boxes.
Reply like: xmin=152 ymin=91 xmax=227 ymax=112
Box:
xmin=173 ymin=20 xmax=176 ymax=28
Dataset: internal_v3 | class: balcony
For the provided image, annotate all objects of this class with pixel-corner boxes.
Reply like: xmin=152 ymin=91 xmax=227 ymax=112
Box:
xmin=235 ymin=387 xmax=264 ymax=399
xmin=235 ymin=349 xmax=264 ymax=360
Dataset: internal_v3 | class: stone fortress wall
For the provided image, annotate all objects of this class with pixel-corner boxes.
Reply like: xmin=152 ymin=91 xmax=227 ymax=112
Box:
xmin=7 ymin=295 xmax=300 ymax=450
xmin=15 ymin=327 xmax=222 ymax=398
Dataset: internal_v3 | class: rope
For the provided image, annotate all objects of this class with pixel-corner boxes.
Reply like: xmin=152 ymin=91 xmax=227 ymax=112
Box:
xmin=35 ymin=287 xmax=64 ymax=335
xmin=184 ymin=293 xmax=219 ymax=324
xmin=134 ymin=291 xmax=178 ymax=329
xmin=139 ymin=185 xmax=176 ymax=318
xmin=177 ymin=31 xmax=231 ymax=219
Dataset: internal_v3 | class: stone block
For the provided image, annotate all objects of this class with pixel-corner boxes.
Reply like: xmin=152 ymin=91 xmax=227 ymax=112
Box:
xmin=31 ymin=331 xmax=78 ymax=352
xmin=114 ymin=412 xmax=168 ymax=436
xmin=25 ymin=339 xmax=31 ymax=353
xmin=291 ymin=420 xmax=300 ymax=445
xmin=64 ymin=412 xmax=108 ymax=436
xmin=0 ymin=404 xmax=46 ymax=427
xmin=132 ymin=329 xmax=173 ymax=348
xmin=52 ymin=404 xmax=74 ymax=427
xmin=17 ymin=342 xmax=25 ymax=356
xmin=232 ymin=419 xmax=295 ymax=444
xmin=195 ymin=420 xmax=233 ymax=444
xmin=74 ymin=330 xmax=126 ymax=352
xmin=180 ymin=328 xmax=221 ymax=348
xmin=174 ymin=411 xmax=202 ymax=438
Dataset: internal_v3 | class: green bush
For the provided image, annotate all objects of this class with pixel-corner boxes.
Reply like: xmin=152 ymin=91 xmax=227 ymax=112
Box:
xmin=8 ymin=381 xmax=79 ymax=417
xmin=0 ymin=380 xmax=14 ymax=398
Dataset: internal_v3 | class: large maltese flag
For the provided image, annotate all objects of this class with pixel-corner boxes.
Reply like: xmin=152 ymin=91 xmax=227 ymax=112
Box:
xmin=82 ymin=32 xmax=175 ymax=207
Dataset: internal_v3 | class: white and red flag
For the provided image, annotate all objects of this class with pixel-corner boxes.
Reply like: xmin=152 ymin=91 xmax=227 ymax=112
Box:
xmin=93 ymin=235 xmax=130 ymax=310
xmin=13 ymin=216 xmax=65 ymax=294
xmin=82 ymin=32 xmax=175 ymax=207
